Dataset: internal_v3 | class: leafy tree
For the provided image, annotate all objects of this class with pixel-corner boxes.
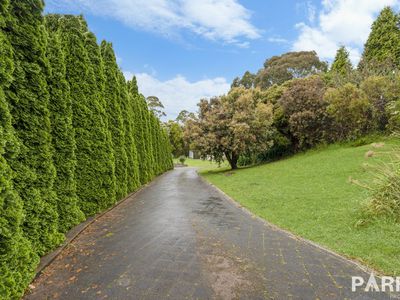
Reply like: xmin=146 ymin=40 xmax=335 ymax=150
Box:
xmin=0 ymin=1 xmax=37 ymax=298
xmin=146 ymin=95 xmax=166 ymax=119
xmin=231 ymin=71 xmax=256 ymax=89
xmin=176 ymin=109 xmax=196 ymax=124
xmin=330 ymin=46 xmax=353 ymax=76
xmin=359 ymin=7 xmax=400 ymax=72
xmin=279 ymin=76 xmax=331 ymax=149
xmin=185 ymin=87 xmax=274 ymax=169
xmin=5 ymin=0 xmax=63 ymax=253
xmin=45 ymin=16 xmax=84 ymax=232
xmin=325 ymin=83 xmax=372 ymax=140
xmin=255 ymin=51 xmax=328 ymax=89
xmin=101 ymin=41 xmax=128 ymax=200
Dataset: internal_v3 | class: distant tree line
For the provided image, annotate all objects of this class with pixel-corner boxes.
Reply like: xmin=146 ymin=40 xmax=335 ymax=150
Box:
xmin=0 ymin=1 xmax=173 ymax=298
xmin=184 ymin=6 xmax=400 ymax=169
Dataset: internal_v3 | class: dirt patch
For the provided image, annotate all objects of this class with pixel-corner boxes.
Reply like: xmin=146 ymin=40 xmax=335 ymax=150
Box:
xmin=365 ymin=150 xmax=375 ymax=158
xmin=371 ymin=142 xmax=385 ymax=148
xmin=203 ymin=253 xmax=251 ymax=299
xmin=194 ymin=228 xmax=267 ymax=299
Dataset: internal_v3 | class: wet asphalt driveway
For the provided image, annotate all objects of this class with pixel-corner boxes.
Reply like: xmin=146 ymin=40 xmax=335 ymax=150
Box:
xmin=25 ymin=168 xmax=396 ymax=300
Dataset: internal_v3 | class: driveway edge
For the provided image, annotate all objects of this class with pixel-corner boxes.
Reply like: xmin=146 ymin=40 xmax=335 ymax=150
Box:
xmin=34 ymin=170 xmax=173 ymax=279
xmin=196 ymin=170 xmax=383 ymax=278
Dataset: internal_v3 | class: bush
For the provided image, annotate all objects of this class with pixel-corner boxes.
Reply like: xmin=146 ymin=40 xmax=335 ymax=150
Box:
xmin=258 ymin=131 xmax=292 ymax=161
xmin=347 ymin=134 xmax=385 ymax=147
xmin=237 ymin=154 xmax=259 ymax=167
xmin=325 ymin=83 xmax=372 ymax=141
xmin=179 ymin=155 xmax=186 ymax=165
xmin=361 ymin=76 xmax=398 ymax=131
xmin=279 ymin=76 xmax=331 ymax=149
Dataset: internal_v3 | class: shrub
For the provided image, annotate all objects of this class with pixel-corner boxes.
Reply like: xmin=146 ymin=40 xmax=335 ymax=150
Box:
xmin=360 ymin=76 xmax=398 ymax=131
xmin=258 ymin=131 xmax=292 ymax=161
xmin=179 ymin=155 xmax=186 ymax=165
xmin=325 ymin=83 xmax=372 ymax=141
xmin=349 ymin=136 xmax=377 ymax=147
xmin=279 ymin=76 xmax=331 ymax=149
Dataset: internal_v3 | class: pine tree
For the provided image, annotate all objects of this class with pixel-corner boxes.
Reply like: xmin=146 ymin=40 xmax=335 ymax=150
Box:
xmin=359 ymin=6 xmax=400 ymax=71
xmin=330 ymin=46 xmax=352 ymax=76
xmin=5 ymin=0 xmax=63 ymax=254
xmin=0 ymin=1 xmax=37 ymax=298
xmin=101 ymin=41 xmax=128 ymax=199
xmin=45 ymin=16 xmax=84 ymax=232
xmin=118 ymin=71 xmax=140 ymax=192
xmin=58 ymin=16 xmax=115 ymax=215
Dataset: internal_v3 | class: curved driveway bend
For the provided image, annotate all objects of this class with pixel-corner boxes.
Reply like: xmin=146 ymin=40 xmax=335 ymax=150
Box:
xmin=25 ymin=167 xmax=394 ymax=299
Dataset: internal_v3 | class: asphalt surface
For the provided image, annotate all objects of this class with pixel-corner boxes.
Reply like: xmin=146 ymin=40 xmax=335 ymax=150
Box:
xmin=25 ymin=167 xmax=396 ymax=299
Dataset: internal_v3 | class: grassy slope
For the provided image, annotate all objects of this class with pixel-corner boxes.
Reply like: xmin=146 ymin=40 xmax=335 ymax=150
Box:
xmin=183 ymin=158 xmax=229 ymax=170
xmin=194 ymin=138 xmax=400 ymax=275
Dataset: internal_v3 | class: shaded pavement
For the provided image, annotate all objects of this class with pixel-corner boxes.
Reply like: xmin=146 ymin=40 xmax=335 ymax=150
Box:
xmin=25 ymin=168 xmax=396 ymax=299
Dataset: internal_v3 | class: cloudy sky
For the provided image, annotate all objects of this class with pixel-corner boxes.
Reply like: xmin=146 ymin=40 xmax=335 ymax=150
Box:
xmin=45 ymin=0 xmax=400 ymax=119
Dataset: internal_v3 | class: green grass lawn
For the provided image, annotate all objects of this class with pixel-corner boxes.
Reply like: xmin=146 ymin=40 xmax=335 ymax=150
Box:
xmin=175 ymin=158 xmax=229 ymax=170
xmin=195 ymin=138 xmax=400 ymax=275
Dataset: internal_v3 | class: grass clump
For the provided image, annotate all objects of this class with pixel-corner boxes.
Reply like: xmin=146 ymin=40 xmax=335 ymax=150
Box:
xmin=358 ymin=144 xmax=400 ymax=223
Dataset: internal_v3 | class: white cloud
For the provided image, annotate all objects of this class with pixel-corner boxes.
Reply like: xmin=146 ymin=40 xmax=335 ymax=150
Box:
xmin=293 ymin=0 xmax=400 ymax=64
xmin=306 ymin=2 xmax=317 ymax=23
xmin=46 ymin=0 xmax=261 ymax=46
xmin=268 ymin=36 xmax=289 ymax=44
xmin=124 ymin=72 xmax=230 ymax=119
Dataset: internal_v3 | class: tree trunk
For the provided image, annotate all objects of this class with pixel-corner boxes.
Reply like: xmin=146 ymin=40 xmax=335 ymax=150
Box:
xmin=225 ymin=152 xmax=238 ymax=170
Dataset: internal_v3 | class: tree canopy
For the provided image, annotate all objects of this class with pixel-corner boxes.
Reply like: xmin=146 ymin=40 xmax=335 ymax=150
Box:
xmin=185 ymin=87 xmax=274 ymax=169
xmin=254 ymin=51 xmax=328 ymax=89
xmin=359 ymin=6 xmax=400 ymax=72
xmin=330 ymin=46 xmax=353 ymax=76
xmin=231 ymin=71 xmax=256 ymax=89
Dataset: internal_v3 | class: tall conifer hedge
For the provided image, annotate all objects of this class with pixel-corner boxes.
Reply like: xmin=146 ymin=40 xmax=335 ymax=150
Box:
xmin=5 ymin=0 xmax=63 ymax=254
xmin=45 ymin=16 xmax=85 ymax=232
xmin=118 ymin=71 xmax=141 ymax=192
xmin=101 ymin=41 xmax=129 ymax=199
xmin=0 ymin=2 xmax=37 ymax=298
xmin=0 ymin=5 xmax=173 ymax=298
